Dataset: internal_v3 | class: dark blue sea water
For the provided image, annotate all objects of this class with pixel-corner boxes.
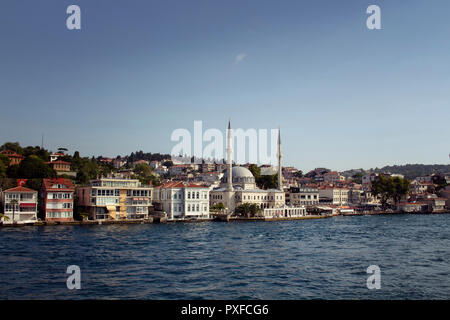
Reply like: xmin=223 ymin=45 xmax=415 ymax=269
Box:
xmin=1 ymin=215 xmax=449 ymax=299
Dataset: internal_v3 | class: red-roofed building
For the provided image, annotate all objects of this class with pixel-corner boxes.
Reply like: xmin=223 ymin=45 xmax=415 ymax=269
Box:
xmin=1 ymin=186 xmax=38 ymax=223
xmin=153 ymin=181 xmax=210 ymax=220
xmin=41 ymin=178 xmax=75 ymax=222
xmin=46 ymin=160 xmax=71 ymax=172
xmin=0 ymin=150 xmax=25 ymax=166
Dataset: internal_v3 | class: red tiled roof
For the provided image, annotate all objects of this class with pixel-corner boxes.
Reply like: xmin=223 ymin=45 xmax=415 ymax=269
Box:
xmin=4 ymin=186 xmax=36 ymax=193
xmin=42 ymin=178 xmax=74 ymax=191
xmin=0 ymin=150 xmax=24 ymax=159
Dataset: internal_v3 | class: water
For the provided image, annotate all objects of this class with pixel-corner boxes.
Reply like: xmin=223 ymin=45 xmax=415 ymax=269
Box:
xmin=0 ymin=215 xmax=449 ymax=299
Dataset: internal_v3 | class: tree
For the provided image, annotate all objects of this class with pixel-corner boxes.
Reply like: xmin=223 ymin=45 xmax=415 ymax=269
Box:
xmin=210 ymin=203 xmax=225 ymax=212
xmin=17 ymin=155 xmax=55 ymax=179
xmin=257 ymin=174 xmax=278 ymax=190
xmin=0 ymin=154 xmax=11 ymax=167
xmin=235 ymin=203 xmax=261 ymax=218
xmin=162 ymin=160 xmax=173 ymax=168
xmin=0 ymin=160 xmax=6 ymax=178
xmin=134 ymin=163 xmax=152 ymax=177
xmin=352 ymin=172 xmax=363 ymax=184
xmin=5 ymin=165 xmax=19 ymax=178
xmin=248 ymin=164 xmax=261 ymax=178
xmin=371 ymin=175 xmax=410 ymax=208
xmin=0 ymin=142 xmax=23 ymax=154
xmin=76 ymin=159 xmax=99 ymax=185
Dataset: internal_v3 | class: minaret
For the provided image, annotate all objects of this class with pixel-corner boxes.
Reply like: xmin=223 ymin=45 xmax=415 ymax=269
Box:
xmin=278 ymin=125 xmax=283 ymax=191
xmin=226 ymin=119 xmax=233 ymax=191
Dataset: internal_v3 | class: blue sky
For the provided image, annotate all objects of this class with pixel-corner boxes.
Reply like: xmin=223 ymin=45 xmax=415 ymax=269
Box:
xmin=0 ymin=0 xmax=449 ymax=171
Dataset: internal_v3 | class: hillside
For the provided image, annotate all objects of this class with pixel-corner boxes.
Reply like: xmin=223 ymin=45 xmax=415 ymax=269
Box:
xmin=342 ymin=164 xmax=450 ymax=180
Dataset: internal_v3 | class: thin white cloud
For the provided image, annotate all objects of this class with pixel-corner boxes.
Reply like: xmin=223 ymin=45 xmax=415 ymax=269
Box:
xmin=234 ymin=53 xmax=247 ymax=64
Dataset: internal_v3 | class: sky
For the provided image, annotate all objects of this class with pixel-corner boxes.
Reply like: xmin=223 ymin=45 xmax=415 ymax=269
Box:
xmin=0 ymin=0 xmax=449 ymax=172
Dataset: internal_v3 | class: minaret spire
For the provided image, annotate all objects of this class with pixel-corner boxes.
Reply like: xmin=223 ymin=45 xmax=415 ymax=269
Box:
xmin=226 ymin=118 xmax=233 ymax=191
xmin=278 ymin=125 xmax=283 ymax=191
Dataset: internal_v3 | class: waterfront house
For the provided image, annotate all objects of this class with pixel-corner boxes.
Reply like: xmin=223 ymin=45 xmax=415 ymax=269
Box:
xmin=1 ymin=186 xmax=38 ymax=223
xmin=397 ymin=201 xmax=427 ymax=213
xmin=76 ymin=177 xmax=153 ymax=220
xmin=286 ymin=187 xmax=319 ymax=206
xmin=153 ymin=181 xmax=210 ymax=220
xmin=319 ymin=187 xmax=349 ymax=206
xmin=41 ymin=178 xmax=75 ymax=222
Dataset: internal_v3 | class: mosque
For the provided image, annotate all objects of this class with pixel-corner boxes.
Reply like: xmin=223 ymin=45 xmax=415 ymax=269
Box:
xmin=209 ymin=120 xmax=287 ymax=213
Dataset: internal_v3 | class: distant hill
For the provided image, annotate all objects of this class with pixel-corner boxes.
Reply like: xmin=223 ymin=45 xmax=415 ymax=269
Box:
xmin=342 ymin=164 xmax=450 ymax=180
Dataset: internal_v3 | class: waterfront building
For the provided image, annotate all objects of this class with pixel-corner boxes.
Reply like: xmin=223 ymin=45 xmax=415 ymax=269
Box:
xmin=319 ymin=187 xmax=349 ymax=205
xmin=41 ymin=178 xmax=75 ymax=222
xmin=0 ymin=150 xmax=24 ymax=166
xmin=418 ymin=195 xmax=446 ymax=212
xmin=396 ymin=202 xmax=427 ymax=213
xmin=76 ymin=177 xmax=153 ymax=220
xmin=286 ymin=187 xmax=319 ymax=206
xmin=153 ymin=181 xmax=210 ymax=220
xmin=209 ymin=121 xmax=285 ymax=213
xmin=1 ymin=186 xmax=38 ymax=223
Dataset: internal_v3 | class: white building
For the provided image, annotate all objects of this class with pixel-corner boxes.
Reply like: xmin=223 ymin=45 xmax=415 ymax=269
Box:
xmin=153 ymin=181 xmax=210 ymax=220
xmin=319 ymin=187 xmax=349 ymax=205
xmin=1 ymin=186 xmax=38 ymax=223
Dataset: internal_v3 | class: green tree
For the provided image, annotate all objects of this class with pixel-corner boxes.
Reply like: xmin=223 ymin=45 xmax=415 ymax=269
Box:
xmin=235 ymin=203 xmax=261 ymax=218
xmin=0 ymin=160 xmax=6 ymax=178
xmin=0 ymin=142 xmax=23 ymax=154
xmin=76 ymin=159 xmax=99 ymax=185
xmin=162 ymin=160 xmax=173 ymax=168
xmin=134 ymin=163 xmax=152 ymax=177
xmin=248 ymin=164 xmax=261 ymax=178
xmin=0 ymin=154 xmax=11 ymax=167
xmin=257 ymin=174 xmax=278 ymax=189
xmin=351 ymin=172 xmax=363 ymax=184
xmin=371 ymin=175 xmax=411 ymax=208
xmin=5 ymin=165 xmax=20 ymax=178
xmin=210 ymin=203 xmax=225 ymax=211
xmin=17 ymin=155 xmax=55 ymax=179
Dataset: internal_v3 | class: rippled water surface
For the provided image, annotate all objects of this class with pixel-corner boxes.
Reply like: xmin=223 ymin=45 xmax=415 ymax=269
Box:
xmin=1 ymin=215 xmax=449 ymax=299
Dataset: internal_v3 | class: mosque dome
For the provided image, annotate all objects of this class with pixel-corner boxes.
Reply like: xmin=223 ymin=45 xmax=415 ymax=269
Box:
xmin=222 ymin=166 xmax=256 ymax=187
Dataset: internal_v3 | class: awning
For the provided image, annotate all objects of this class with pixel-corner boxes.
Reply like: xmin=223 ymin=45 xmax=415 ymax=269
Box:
xmin=20 ymin=203 xmax=36 ymax=208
